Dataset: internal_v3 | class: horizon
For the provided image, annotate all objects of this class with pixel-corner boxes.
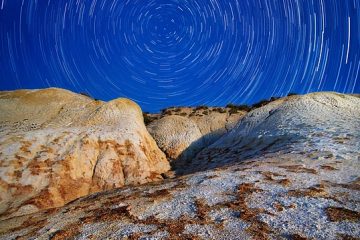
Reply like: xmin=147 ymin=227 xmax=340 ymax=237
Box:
xmin=0 ymin=86 xmax=358 ymax=114
xmin=1 ymin=0 xmax=359 ymax=112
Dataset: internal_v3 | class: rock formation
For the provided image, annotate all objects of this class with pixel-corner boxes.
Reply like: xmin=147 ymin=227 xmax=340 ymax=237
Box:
xmin=146 ymin=106 xmax=246 ymax=166
xmin=190 ymin=92 xmax=360 ymax=173
xmin=0 ymin=88 xmax=170 ymax=219
xmin=188 ymin=109 xmax=245 ymax=145
xmin=0 ymin=91 xmax=359 ymax=240
xmin=147 ymin=115 xmax=205 ymax=163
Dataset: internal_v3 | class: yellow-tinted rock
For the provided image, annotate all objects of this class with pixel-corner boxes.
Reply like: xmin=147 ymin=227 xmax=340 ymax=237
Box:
xmin=146 ymin=107 xmax=246 ymax=164
xmin=0 ymin=88 xmax=170 ymax=219
xmin=147 ymin=115 xmax=204 ymax=162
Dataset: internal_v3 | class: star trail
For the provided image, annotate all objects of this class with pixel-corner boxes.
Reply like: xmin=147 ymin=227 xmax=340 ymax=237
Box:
xmin=0 ymin=0 xmax=359 ymax=112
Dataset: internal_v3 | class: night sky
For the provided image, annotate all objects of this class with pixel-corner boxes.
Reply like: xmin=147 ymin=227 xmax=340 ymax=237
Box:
xmin=0 ymin=0 xmax=359 ymax=112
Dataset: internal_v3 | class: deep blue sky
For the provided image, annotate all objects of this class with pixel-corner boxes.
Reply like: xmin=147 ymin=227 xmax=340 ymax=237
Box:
xmin=0 ymin=0 xmax=359 ymax=112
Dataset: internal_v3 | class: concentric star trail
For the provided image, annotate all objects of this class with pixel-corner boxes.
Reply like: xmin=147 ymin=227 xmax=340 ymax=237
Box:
xmin=0 ymin=0 xmax=359 ymax=112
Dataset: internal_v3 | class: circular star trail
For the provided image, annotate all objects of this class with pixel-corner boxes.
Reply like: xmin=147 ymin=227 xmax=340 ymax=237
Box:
xmin=0 ymin=0 xmax=359 ymax=112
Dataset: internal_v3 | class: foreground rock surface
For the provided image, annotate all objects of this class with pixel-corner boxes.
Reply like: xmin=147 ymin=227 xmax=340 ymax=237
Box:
xmin=0 ymin=152 xmax=359 ymax=239
xmin=0 ymin=92 xmax=359 ymax=239
xmin=0 ymin=88 xmax=170 ymax=219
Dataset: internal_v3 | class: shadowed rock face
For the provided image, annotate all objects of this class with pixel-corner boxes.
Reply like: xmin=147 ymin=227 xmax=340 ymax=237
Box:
xmin=190 ymin=92 xmax=360 ymax=174
xmin=146 ymin=107 xmax=246 ymax=167
xmin=147 ymin=115 xmax=205 ymax=163
xmin=0 ymin=88 xmax=170 ymax=219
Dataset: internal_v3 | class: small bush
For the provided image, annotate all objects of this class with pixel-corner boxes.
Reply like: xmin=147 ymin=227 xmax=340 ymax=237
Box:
xmin=161 ymin=110 xmax=172 ymax=115
xmin=226 ymin=103 xmax=251 ymax=112
xmin=229 ymin=108 xmax=238 ymax=115
xmin=237 ymin=105 xmax=251 ymax=112
xmin=180 ymin=112 xmax=187 ymax=117
xmin=287 ymin=92 xmax=298 ymax=97
xmin=252 ymin=99 xmax=270 ymax=109
xmin=225 ymin=103 xmax=236 ymax=109
xmin=270 ymin=96 xmax=280 ymax=101
xmin=250 ymin=96 xmax=282 ymax=110
xmin=143 ymin=113 xmax=153 ymax=125
xmin=213 ymin=107 xmax=226 ymax=113
xmin=195 ymin=106 xmax=208 ymax=111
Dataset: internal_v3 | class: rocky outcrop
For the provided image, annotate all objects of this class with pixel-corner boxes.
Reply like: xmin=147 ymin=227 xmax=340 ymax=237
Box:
xmin=0 ymin=93 xmax=359 ymax=240
xmin=0 ymin=88 xmax=170 ymax=219
xmin=147 ymin=115 xmax=204 ymax=163
xmin=0 ymin=91 xmax=359 ymax=240
xmin=190 ymin=92 xmax=360 ymax=173
xmin=188 ymin=110 xmax=244 ymax=145
xmin=146 ymin=107 xmax=246 ymax=165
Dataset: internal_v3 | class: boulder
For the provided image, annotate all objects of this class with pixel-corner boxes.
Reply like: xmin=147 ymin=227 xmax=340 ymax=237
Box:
xmin=188 ymin=110 xmax=244 ymax=145
xmin=0 ymin=88 xmax=170 ymax=219
xmin=146 ymin=107 xmax=246 ymax=165
xmin=147 ymin=115 xmax=204 ymax=163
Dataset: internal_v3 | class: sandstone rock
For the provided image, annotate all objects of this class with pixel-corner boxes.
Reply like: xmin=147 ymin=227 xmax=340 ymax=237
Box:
xmin=0 ymin=92 xmax=359 ymax=240
xmin=0 ymin=88 xmax=170 ymax=219
xmin=147 ymin=115 xmax=204 ymax=163
xmin=146 ymin=107 xmax=246 ymax=165
xmin=189 ymin=110 xmax=244 ymax=145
